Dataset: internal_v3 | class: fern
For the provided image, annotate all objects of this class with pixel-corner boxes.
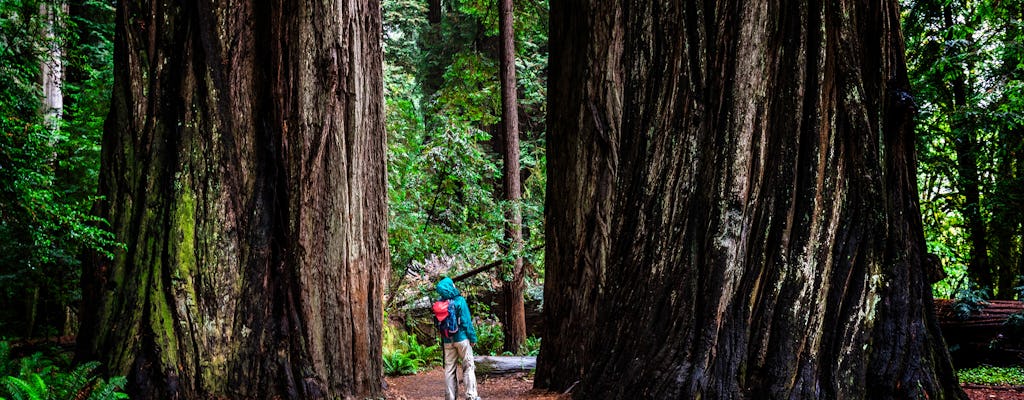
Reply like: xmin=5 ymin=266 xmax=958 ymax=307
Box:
xmin=383 ymin=350 xmax=420 ymax=376
xmin=87 ymin=376 xmax=129 ymax=400
xmin=953 ymin=287 xmax=990 ymax=320
xmin=16 ymin=354 xmax=53 ymax=379
xmin=0 ymin=348 xmax=127 ymax=400
xmin=403 ymin=334 xmax=440 ymax=367
xmin=3 ymin=374 xmax=49 ymax=400
xmin=52 ymin=361 xmax=100 ymax=400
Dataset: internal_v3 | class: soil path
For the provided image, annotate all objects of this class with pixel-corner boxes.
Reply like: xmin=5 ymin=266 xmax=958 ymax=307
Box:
xmin=384 ymin=368 xmax=565 ymax=400
xmin=385 ymin=369 xmax=1020 ymax=400
xmin=963 ymin=384 xmax=1024 ymax=399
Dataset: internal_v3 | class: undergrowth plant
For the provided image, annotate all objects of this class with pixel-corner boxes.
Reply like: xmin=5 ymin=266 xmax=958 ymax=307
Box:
xmin=958 ymin=365 xmax=1024 ymax=386
xmin=520 ymin=336 xmax=540 ymax=356
xmin=403 ymin=334 xmax=440 ymax=367
xmin=383 ymin=350 xmax=421 ymax=376
xmin=0 ymin=341 xmax=128 ymax=400
xmin=382 ymin=332 xmax=440 ymax=376
xmin=474 ymin=320 xmax=504 ymax=356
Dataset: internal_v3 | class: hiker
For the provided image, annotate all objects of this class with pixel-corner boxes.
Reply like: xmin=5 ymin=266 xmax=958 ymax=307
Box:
xmin=432 ymin=277 xmax=480 ymax=400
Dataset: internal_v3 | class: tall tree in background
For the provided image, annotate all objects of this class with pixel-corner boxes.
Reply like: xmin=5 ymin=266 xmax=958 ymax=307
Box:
xmin=78 ymin=0 xmax=387 ymax=398
xmin=39 ymin=1 xmax=64 ymax=134
xmin=537 ymin=0 xmax=964 ymax=397
xmin=497 ymin=0 xmax=526 ymax=353
xmin=903 ymin=0 xmax=1023 ymax=299
xmin=382 ymin=0 xmax=548 ymax=324
xmin=944 ymin=3 xmax=991 ymax=290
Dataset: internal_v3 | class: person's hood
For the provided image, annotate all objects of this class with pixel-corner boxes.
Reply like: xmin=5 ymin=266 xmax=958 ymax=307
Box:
xmin=436 ymin=277 xmax=460 ymax=300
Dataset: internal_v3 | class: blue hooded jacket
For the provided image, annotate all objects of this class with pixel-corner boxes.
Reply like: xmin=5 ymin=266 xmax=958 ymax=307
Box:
xmin=435 ymin=277 xmax=477 ymax=344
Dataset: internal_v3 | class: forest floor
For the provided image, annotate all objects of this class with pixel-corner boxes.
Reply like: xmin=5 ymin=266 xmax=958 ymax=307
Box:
xmin=384 ymin=368 xmax=1024 ymax=400
xmin=384 ymin=367 xmax=566 ymax=400
xmin=963 ymin=384 xmax=1024 ymax=399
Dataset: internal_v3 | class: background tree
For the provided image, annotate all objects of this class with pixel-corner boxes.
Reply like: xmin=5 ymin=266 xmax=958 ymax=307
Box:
xmin=382 ymin=0 xmax=547 ymax=352
xmin=76 ymin=0 xmax=387 ymax=398
xmin=0 ymin=0 xmax=116 ymax=338
xmin=903 ymin=0 xmax=1024 ymax=299
xmin=536 ymin=0 xmax=964 ymax=398
xmin=497 ymin=0 xmax=527 ymax=354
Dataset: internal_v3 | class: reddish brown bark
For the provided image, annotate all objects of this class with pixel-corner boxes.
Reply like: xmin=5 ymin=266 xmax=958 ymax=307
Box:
xmin=537 ymin=0 xmax=965 ymax=398
xmin=498 ymin=0 xmax=527 ymax=354
xmin=78 ymin=0 xmax=387 ymax=398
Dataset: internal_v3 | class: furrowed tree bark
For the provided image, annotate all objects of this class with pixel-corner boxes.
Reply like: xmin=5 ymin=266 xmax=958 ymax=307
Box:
xmin=498 ymin=0 xmax=527 ymax=354
xmin=537 ymin=0 xmax=965 ymax=398
xmin=533 ymin=0 xmax=619 ymax=388
xmin=78 ymin=0 xmax=387 ymax=398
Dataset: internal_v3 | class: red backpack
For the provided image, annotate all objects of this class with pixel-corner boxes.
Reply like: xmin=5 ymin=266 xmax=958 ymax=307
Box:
xmin=432 ymin=299 xmax=460 ymax=338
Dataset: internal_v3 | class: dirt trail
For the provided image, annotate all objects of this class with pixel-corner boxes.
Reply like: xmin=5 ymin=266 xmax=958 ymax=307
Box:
xmin=384 ymin=368 xmax=566 ymax=400
xmin=384 ymin=368 xmax=1021 ymax=399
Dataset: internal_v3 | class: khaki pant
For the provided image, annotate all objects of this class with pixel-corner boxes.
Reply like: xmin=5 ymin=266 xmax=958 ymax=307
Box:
xmin=443 ymin=339 xmax=479 ymax=400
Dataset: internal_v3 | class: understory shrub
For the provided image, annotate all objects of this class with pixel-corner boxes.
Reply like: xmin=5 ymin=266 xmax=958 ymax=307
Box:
xmin=0 ymin=341 xmax=128 ymax=400
xmin=958 ymin=365 xmax=1024 ymax=385
xmin=382 ymin=332 xmax=441 ymax=376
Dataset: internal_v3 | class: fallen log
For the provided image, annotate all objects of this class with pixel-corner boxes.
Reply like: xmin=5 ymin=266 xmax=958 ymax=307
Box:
xmin=935 ymin=299 xmax=1024 ymax=366
xmin=473 ymin=356 xmax=536 ymax=375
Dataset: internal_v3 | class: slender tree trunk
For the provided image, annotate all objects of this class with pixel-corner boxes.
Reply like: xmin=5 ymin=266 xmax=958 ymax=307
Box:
xmin=419 ymin=0 xmax=444 ymax=119
xmin=36 ymin=1 xmax=65 ymax=340
xmin=26 ymin=287 xmax=39 ymax=338
xmin=39 ymin=1 xmax=63 ymax=134
xmin=537 ymin=0 xmax=964 ymax=398
xmin=78 ymin=0 xmax=387 ymax=398
xmin=992 ymin=141 xmax=1016 ymax=298
xmin=991 ymin=10 xmax=1022 ymax=299
xmin=498 ymin=0 xmax=526 ymax=354
xmin=942 ymin=5 xmax=992 ymax=291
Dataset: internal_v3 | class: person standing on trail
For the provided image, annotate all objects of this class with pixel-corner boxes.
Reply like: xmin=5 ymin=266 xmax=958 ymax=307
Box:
xmin=432 ymin=277 xmax=481 ymax=400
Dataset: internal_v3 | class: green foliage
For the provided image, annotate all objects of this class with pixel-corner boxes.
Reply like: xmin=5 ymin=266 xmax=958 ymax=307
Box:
xmin=383 ymin=0 xmax=548 ymax=295
xmin=952 ymin=287 xmax=990 ymax=319
xmin=0 ymin=0 xmax=117 ymax=337
xmin=902 ymin=0 xmax=1024 ymax=298
xmin=382 ymin=350 xmax=421 ymax=376
xmin=381 ymin=332 xmax=440 ymax=376
xmin=403 ymin=334 xmax=441 ymax=367
xmin=519 ymin=336 xmax=540 ymax=357
xmin=0 ymin=341 xmax=127 ymax=400
xmin=473 ymin=319 xmax=505 ymax=356
xmin=957 ymin=365 xmax=1024 ymax=385
xmin=1003 ymin=312 xmax=1024 ymax=338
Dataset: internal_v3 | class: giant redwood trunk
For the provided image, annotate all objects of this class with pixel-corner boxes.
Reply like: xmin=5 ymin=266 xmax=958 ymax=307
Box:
xmin=536 ymin=0 xmax=965 ymax=398
xmin=78 ymin=0 xmax=386 ymax=398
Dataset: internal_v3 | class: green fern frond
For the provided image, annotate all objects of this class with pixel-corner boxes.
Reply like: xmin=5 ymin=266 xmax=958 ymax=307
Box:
xmin=3 ymin=374 xmax=48 ymax=400
xmin=86 ymin=376 xmax=129 ymax=400
xmin=53 ymin=361 xmax=101 ymax=399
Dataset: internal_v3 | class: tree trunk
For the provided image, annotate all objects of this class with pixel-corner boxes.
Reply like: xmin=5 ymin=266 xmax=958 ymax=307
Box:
xmin=537 ymin=0 xmax=964 ymax=398
xmin=39 ymin=1 xmax=64 ymax=134
xmin=991 ymin=9 xmax=1023 ymax=299
xmin=942 ymin=5 xmax=992 ymax=292
xmin=992 ymin=141 xmax=1017 ymax=298
xmin=78 ymin=0 xmax=387 ymax=398
xmin=419 ymin=0 xmax=444 ymax=116
xmin=498 ymin=0 xmax=526 ymax=354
